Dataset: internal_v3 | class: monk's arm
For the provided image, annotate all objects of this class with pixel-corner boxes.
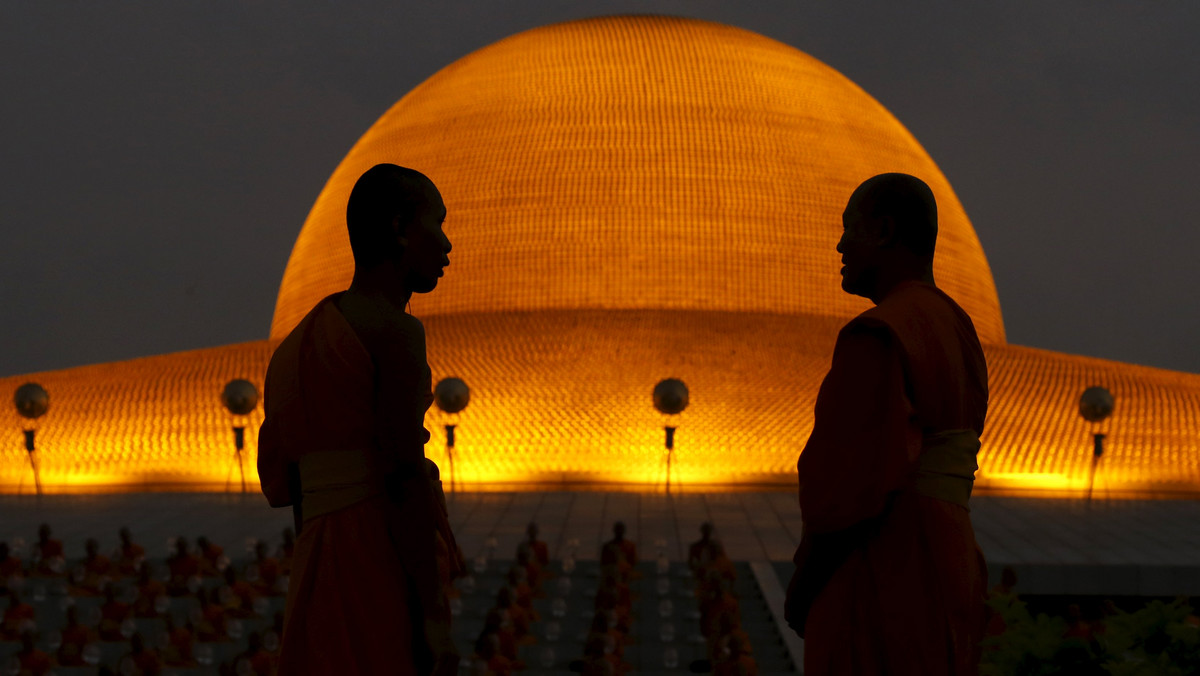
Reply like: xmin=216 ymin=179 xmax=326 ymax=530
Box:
xmin=373 ymin=318 xmax=447 ymax=618
xmin=797 ymin=323 xmax=920 ymax=534
xmin=256 ymin=404 xmax=293 ymax=508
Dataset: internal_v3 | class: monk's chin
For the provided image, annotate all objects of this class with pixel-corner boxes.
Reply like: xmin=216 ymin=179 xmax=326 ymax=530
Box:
xmin=840 ymin=277 xmax=870 ymax=300
xmin=409 ymin=276 xmax=440 ymax=294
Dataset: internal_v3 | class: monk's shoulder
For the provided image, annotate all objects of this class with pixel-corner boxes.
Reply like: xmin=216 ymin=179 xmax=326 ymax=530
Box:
xmin=336 ymin=294 xmax=425 ymax=352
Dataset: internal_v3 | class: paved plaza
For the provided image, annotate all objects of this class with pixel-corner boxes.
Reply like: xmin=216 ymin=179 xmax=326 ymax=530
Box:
xmin=4 ymin=490 xmax=1199 ymax=598
xmin=3 ymin=490 xmax=1199 ymax=674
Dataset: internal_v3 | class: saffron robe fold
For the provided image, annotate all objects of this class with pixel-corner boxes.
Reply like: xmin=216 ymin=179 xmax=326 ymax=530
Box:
xmin=786 ymin=281 xmax=989 ymax=676
xmin=258 ymin=294 xmax=462 ymax=675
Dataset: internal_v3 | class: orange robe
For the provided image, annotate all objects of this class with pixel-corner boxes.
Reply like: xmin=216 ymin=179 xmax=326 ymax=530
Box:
xmin=17 ymin=649 xmax=53 ymax=676
xmin=99 ymin=600 xmax=132 ymax=641
xmin=198 ymin=543 xmax=224 ymax=576
xmin=0 ymin=555 xmax=23 ymax=579
xmin=1 ymin=602 xmax=34 ymax=640
xmin=259 ymin=294 xmax=462 ymax=675
xmin=115 ymin=543 xmax=146 ymax=576
xmin=34 ymin=539 xmax=63 ymax=576
xmin=58 ymin=624 xmax=94 ymax=665
xmin=134 ymin=578 xmax=167 ymax=617
xmin=786 ymin=281 xmax=989 ymax=676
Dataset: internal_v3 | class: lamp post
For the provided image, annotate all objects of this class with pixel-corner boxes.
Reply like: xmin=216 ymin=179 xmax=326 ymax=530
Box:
xmin=221 ymin=379 xmax=259 ymax=494
xmin=14 ymin=383 xmax=49 ymax=496
xmin=653 ymin=378 xmax=689 ymax=494
xmin=434 ymin=377 xmax=470 ymax=494
xmin=1078 ymin=386 xmax=1114 ymax=504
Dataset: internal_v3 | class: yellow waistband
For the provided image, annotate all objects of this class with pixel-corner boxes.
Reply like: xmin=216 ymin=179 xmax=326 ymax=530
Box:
xmin=298 ymin=449 xmax=383 ymax=523
xmin=907 ymin=430 xmax=980 ymax=509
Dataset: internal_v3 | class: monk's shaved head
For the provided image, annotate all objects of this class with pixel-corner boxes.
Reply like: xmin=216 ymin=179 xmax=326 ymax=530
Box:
xmin=847 ymin=173 xmax=938 ymax=257
xmin=346 ymin=163 xmax=435 ymax=268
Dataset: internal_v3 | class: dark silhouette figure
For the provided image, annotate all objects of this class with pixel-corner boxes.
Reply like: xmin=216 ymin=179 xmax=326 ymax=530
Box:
xmin=115 ymin=526 xmax=145 ymax=577
xmin=165 ymin=537 xmax=199 ymax=597
xmin=33 ymin=523 xmax=63 ymax=576
xmin=258 ymin=164 xmax=463 ymax=675
xmin=687 ymin=522 xmax=721 ymax=576
xmin=16 ymin=630 xmax=52 ymax=676
xmin=784 ymin=174 xmax=989 ymax=675
xmin=0 ymin=542 xmax=22 ymax=589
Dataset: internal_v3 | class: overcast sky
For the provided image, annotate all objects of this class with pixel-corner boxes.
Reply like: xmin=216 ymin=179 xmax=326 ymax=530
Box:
xmin=2 ymin=1 xmax=1197 ymax=378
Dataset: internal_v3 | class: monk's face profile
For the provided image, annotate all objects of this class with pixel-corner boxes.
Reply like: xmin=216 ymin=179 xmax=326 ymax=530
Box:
xmin=836 ymin=196 xmax=888 ymax=300
xmin=835 ymin=173 xmax=937 ymax=302
xmin=398 ymin=179 xmax=451 ymax=294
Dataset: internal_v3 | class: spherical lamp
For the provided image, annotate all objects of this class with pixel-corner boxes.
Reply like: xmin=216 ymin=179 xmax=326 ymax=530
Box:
xmin=653 ymin=378 xmax=689 ymax=416
xmin=14 ymin=383 xmax=49 ymax=421
xmin=434 ymin=377 xmax=471 ymax=492
xmin=13 ymin=382 xmax=49 ymax=495
xmin=435 ymin=377 xmax=470 ymax=414
xmin=1079 ymin=386 xmax=1114 ymax=423
xmin=220 ymin=379 xmax=259 ymax=494
xmin=653 ymin=378 xmax=689 ymax=493
xmin=1079 ymin=385 xmax=1115 ymax=503
xmin=221 ymin=379 xmax=259 ymax=416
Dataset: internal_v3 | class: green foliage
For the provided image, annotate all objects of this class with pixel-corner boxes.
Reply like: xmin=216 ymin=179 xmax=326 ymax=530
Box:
xmin=1100 ymin=599 xmax=1200 ymax=675
xmin=980 ymin=596 xmax=1200 ymax=676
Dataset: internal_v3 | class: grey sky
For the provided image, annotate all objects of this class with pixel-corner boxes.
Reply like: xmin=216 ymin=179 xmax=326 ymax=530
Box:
xmin=1 ymin=1 xmax=1197 ymax=377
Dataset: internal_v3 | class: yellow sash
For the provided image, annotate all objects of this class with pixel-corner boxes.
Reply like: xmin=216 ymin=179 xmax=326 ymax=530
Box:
xmin=907 ymin=429 xmax=980 ymax=509
xmin=297 ymin=449 xmax=384 ymax=523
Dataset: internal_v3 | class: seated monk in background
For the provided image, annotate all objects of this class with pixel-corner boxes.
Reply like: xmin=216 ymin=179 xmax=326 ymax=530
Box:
xmin=688 ymin=523 xmax=721 ymax=576
xmin=58 ymin=605 xmax=96 ymax=666
xmin=114 ymin=527 xmax=146 ymax=577
xmin=523 ymin=522 xmax=549 ymax=569
xmin=259 ymin=164 xmax=463 ymax=675
xmin=195 ymin=536 xmax=224 ymax=576
xmin=194 ymin=586 xmax=229 ymax=643
xmin=99 ymin=583 xmax=132 ymax=641
xmin=161 ymin=614 xmax=197 ymax=667
xmin=76 ymin=537 xmax=113 ymax=595
xmin=221 ymin=565 xmax=261 ymax=618
xmin=0 ymin=543 xmax=22 ymax=590
xmin=16 ymin=631 xmax=52 ymax=676
xmin=784 ymin=174 xmax=989 ymax=675
xmin=32 ymin=523 xmax=64 ymax=576
xmin=601 ymin=522 xmax=637 ymax=571
xmin=121 ymin=633 xmax=163 ymax=675
xmin=166 ymin=537 xmax=200 ymax=596
xmin=133 ymin=561 xmax=167 ymax=617
xmin=250 ymin=540 xmax=281 ymax=596
xmin=1 ymin=590 xmax=35 ymax=641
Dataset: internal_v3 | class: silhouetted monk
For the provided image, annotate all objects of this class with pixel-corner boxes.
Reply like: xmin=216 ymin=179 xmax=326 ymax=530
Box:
xmin=259 ymin=164 xmax=462 ymax=675
xmin=785 ymin=174 xmax=989 ymax=675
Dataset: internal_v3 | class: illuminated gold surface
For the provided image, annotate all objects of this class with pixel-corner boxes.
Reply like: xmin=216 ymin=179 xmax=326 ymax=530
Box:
xmin=3 ymin=312 xmax=1197 ymax=495
xmin=271 ymin=15 xmax=1005 ymax=345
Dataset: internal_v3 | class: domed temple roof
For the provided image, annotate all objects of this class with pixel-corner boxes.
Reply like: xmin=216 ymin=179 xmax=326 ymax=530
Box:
xmin=272 ymin=16 xmax=1004 ymax=344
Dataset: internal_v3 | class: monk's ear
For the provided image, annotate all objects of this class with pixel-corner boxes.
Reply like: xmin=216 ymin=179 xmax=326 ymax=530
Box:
xmin=875 ymin=215 xmax=899 ymax=249
xmin=390 ymin=216 xmax=409 ymax=249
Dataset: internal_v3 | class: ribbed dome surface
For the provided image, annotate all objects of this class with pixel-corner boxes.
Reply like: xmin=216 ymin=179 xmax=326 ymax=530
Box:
xmin=271 ymin=15 xmax=1004 ymax=343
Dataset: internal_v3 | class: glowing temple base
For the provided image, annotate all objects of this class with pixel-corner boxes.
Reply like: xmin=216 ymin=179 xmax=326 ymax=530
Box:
xmin=3 ymin=310 xmax=1198 ymax=497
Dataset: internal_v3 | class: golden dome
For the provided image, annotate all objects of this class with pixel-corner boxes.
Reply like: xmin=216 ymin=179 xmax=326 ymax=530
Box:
xmin=271 ymin=15 xmax=1005 ymax=344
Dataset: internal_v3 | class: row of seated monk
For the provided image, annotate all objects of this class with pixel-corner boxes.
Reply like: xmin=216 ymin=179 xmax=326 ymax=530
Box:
xmin=0 ymin=524 xmax=294 ymax=601
xmin=3 ymin=563 xmax=286 ymax=673
xmin=5 ymin=620 xmax=281 ymax=676
xmin=466 ymin=521 xmax=758 ymax=675
xmin=5 ymin=519 xmax=758 ymax=675
xmin=1 ymin=525 xmax=296 ymax=674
